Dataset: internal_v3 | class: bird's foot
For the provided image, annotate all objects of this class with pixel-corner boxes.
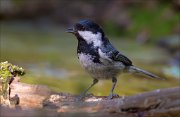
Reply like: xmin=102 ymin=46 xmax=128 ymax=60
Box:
xmin=75 ymin=95 xmax=84 ymax=102
xmin=107 ymin=93 xmax=119 ymax=99
xmin=75 ymin=93 xmax=85 ymax=102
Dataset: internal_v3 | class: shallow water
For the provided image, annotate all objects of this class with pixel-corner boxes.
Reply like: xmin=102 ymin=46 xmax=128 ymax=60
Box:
xmin=23 ymin=62 xmax=69 ymax=79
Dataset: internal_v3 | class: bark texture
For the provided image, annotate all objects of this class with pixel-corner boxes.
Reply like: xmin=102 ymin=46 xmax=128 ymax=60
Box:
xmin=0 ymin=79 xmax=179 ymax=117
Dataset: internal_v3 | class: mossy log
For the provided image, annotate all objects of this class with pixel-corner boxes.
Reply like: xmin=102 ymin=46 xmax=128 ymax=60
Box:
xmin=1 ymin=78 xmax=179 ymax=117
xmin=0 ymin=61 xmax=25 ymax=107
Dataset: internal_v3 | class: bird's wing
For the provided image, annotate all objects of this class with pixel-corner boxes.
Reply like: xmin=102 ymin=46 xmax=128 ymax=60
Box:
xmin=99 ymin=38 xmax=132 ymax=66
xmin=110 ymin=50 xmax=132 ymax=66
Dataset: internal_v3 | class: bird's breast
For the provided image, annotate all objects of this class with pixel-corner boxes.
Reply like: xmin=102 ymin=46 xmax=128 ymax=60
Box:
xmin=78 ymin=53 xmax=100 ymax=68
xmin=78 ymin=53 xmax=125 ymax=79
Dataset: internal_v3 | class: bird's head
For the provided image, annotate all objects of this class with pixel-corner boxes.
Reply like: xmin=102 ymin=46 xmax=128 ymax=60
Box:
xmin=67 ymin=20 xmax=105 ymax=46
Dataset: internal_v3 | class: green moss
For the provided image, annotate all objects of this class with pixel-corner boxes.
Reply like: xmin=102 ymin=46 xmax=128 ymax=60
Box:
xmin=0 ymin=61 xmax=25 ymax=97
xmin=103 ymin=4 xmax=180 ymax=41
xmin=130 ymin=4 xmax=179 ymax=39
xmin=0 ymin=61 xmax=25 ymax=82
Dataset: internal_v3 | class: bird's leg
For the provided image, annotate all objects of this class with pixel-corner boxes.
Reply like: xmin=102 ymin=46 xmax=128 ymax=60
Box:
xmin=108 ymin=77 xmax=119 ymax=99
xmin=77 ymin=79 xmax=98 ymax=101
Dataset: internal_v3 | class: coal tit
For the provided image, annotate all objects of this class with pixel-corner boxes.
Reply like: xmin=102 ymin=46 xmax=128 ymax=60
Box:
xmin=67 ymin=19 xmax=161 ymax=99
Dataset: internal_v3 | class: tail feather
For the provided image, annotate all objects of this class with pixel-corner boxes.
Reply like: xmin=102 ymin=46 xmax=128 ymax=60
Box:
xmin=127 ymin=66 xmax=162 ymax=79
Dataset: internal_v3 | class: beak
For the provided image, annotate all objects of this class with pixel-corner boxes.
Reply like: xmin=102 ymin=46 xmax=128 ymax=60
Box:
xmin=66 ymin=27 xmax=75 ymax=33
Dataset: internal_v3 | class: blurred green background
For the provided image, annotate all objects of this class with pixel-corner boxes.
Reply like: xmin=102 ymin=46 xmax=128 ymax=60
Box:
xmin=0 ymin=0 xmax=179 ymax=96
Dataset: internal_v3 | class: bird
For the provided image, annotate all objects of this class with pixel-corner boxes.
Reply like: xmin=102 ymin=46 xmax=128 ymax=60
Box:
xmin=67 ymin=19 xmax=161 ymax=99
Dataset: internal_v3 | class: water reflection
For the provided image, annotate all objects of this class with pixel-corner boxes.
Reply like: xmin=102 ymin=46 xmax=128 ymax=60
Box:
xmin=25 ymin=63 xmax=69 ymax=79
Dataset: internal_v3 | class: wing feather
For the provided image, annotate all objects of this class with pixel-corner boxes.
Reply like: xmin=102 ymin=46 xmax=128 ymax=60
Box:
xmin=99 ymin=37 xmax=132 ymax=66
xmin=111 ymin=51 xmax=132 ymax=66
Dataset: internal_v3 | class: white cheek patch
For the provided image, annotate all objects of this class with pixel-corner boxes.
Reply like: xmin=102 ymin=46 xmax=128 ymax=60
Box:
xmin=78 ymin=31 xmax=102 ymax=47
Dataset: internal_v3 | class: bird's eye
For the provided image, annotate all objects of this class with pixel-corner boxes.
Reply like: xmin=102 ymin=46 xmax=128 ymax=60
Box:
xmin=76 ymin=24 xmax=86 ymax=31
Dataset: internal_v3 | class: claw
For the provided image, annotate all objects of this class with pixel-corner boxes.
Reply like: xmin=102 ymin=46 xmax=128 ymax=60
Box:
xmin=75 ymin=96 xmax=84 ymax=102
xmin=107 ymin=93 xmax=119 ymax=99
